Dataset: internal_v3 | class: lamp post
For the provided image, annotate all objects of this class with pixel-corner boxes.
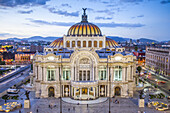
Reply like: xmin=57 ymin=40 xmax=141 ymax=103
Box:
xmin=107 ymin=56 xmax=111 ymax=113
xmin=60 ymin=55 xmax=62 ymax=113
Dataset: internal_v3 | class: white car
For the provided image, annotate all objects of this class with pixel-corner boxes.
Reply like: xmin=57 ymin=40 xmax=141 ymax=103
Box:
xmin=7 ymin=88 xmax=20 ymax=94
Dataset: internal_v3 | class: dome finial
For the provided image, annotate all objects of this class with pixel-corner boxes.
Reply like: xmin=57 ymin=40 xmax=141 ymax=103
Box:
xmin=83 ymin=8 xmax=87 ymax=15
xmin=81 ymin=8 xmax=88 ymax=23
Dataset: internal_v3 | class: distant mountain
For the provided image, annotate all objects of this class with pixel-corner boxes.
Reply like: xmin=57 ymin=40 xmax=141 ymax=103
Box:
xmin=107 ymin=36 xmax=129 ymax=42
xmin=138 ymin=38 xmax=158 ymax=43
xmin=5 ymin=36 xmax=158 ymax=43
xmin=7 ymin=36 xmax=60 ymax=42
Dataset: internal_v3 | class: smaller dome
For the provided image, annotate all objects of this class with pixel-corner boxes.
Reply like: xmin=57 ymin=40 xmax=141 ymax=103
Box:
xmin=49 ymin=38 xmax=63 ymax=48
xmin=106 ymin=38 xmax=119 ymax=48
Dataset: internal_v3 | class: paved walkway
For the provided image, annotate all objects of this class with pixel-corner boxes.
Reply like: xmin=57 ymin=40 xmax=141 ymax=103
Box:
xmin=1 ymin=91 xmax=169 ymax=113
xmin=62 ymin=97 xmax=107 ymax=104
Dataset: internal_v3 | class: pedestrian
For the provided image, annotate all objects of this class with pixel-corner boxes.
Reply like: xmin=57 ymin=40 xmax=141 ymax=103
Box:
xmin=19 ymin=110 xmax=21 ymax=113
xmin=73 ymin=106 xmax=75 ymax=111
xmin=36 ymin=109 xmax=38 ymax=113
xmin=87 ymin=104 xmax=88 ymax=108
xmin=68 ymin=108 xmax=70 ymax=111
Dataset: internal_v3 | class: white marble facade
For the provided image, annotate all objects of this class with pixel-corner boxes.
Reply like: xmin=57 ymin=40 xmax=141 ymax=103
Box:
xmin=32 ymin=9 xmax=137 ymax=99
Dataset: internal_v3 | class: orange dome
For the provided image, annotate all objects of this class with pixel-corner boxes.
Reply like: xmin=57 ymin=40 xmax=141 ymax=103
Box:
xmin=106 ymin=38 xmax=119 ymax=48
xmin=49 ymin=38 xmax=63 ymax=48
xmin=67 ymin=22 xmax=102 ymax=36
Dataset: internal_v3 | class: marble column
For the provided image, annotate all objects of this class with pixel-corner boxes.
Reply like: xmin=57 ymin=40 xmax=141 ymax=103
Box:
xmin=88 ymin=88 xmax=89 ymax=99
xmin=96 ymin=86 xmax=98 ymax=97
xmin=75 ymin=41 xmax=77 ymax=48
xmin=63 ymin=85 xmax=64 ymax=97
xmin=80 ymin=88 xmax=82 ymax=99
xmin=70 ymin=41 xmax=72 ymax=48
xmin=74 ymin=88 xmax=76 ymax=98
xmin=86 ymin=70 xmax=87 ymax=81
xmin=105 ymin=85 xmax=106 ymax=96
xmin=94 ymin=87 xmax=95 ymax=97
xmin=99 ymin=86 xmax=100 ymax=96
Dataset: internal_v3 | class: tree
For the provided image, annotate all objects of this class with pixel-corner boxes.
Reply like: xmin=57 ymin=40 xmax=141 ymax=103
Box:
xmin=137 ymin=66 xmax=142 ymax=76
xmin=0 ymin=58 xmax=5 ymax=65
xmin=134 ymin=46 xmax=138 ymax=51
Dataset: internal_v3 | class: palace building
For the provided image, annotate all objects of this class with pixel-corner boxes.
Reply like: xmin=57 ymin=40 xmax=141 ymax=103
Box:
xmin=32 ymin=9 xmax=137 ymax=99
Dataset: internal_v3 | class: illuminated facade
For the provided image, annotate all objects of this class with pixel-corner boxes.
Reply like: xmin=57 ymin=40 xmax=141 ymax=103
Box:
xmin=145 ymin=47 xmax=170 ymax=76
xmin=32 ymin=9 xmax=137 ymax=99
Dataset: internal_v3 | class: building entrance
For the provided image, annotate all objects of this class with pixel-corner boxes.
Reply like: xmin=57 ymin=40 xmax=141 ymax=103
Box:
xmin=48 ymin=87 xmax=54 ymax=97
xmin=115 ymin=87 xmax=121 ymax=96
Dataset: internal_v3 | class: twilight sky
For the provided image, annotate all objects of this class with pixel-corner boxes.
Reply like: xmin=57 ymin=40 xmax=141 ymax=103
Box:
xmin=0 ymin=0 xmax=170 ymax=41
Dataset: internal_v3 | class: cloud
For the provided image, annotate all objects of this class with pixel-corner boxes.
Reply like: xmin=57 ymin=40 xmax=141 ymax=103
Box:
xmin=132 ymin=15 xmax=144 ymax=18
xmin=96 ymin=22 xmax=145 ymax=28
xmin=95 ymin=16 xmax=112 ymax=20
xmin=0 ymin=33 xmax=12 ymax=37
xmin=61 ymin=3 xmax=71 ymax=8
xmin=96 ymin=9 xmax=114 ymax=15
xmin=27 ymin=18 xmax=145 ymax=28
xmin=18 ymin=10 xmax=33 ymax=14
xmin=101 ymin=1 xmax=109 ymax=4
xmin=27 ymin=18 xmax=75 ymax=26
xmin=120 ymin=0 xmax=143 ymax=3
xmin=48 ymin=8 xmax=79 ymax=17
xmin=87 ymin=8 xmax=94 ymax=12
xmin=137 ymin=15 xmax=144 ymax=17
xmin=160 ymin=0 xmax=170 ymax=4
xmin=0 ymin=0 xmax=50 ymax=7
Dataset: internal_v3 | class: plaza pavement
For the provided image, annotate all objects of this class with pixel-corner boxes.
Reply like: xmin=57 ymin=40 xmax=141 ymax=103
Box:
xmin=0 ymin=90 xmax=168 ymax=113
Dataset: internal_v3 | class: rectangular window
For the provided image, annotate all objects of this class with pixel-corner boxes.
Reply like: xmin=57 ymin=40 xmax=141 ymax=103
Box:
xmin=62 ymin=67 xmax=71 ymax=80
xmin=87 ymin=71 xmax=90 ymax=80
xmin=98 ymin=66 xmax=107 ymax=80
xmin=83 ymin=71 xmax=86 ymax=81
xmin=114 ymin=66 xmax=122 ymax=81
xmin=79 ymin=71 xmax=82 ymax=81
xmin=47 ymin=69 xmax=55 ymax=81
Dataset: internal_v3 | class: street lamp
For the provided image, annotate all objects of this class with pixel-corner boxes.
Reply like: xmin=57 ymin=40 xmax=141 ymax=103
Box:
xmin=60 ymin=55 xmax=62 ymax=113
xmin=107 ymin=56 xmax=111 ymax=113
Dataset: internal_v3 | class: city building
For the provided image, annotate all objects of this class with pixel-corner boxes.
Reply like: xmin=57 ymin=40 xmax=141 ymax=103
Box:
xmin=15 ymin=52 xmax=34 ymax=65
xmin=133 ymin=50 xmax=145 ymax=66
xmin=145 ymin=46 xmax=170 ymax=76
xmin=32 ymin=9 xmax=137 ymax=99
xmin=30 ymin=45 xmax=43 ymax=53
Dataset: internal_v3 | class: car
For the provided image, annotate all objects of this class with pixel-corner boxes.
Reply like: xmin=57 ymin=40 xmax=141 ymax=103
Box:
xmin=7 ymin=88 xmax=20 ymax=94
xmin=159 ymin=81 xmax=166 ymax=84
xmin=144 ymin=71 xmax=147 ymax=74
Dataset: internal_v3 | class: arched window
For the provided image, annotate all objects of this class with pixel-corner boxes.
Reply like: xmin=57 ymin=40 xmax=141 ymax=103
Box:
xmin=88 ymin=41 xmax=92 ymax=47
xmin=66 ymin=41 xmax=70 ymax=47
xmin=99 ymin=41 xmax=103 ymax=47
xmin=77 ymin=41 xmax=81 ymax=47
xmin=114 ymin=66 xmax=122 ymax=81
xmin=83 ymin=41 xmax=86 ymax=47
xmin=94 ymin=41 xmax=97 ymax=47
xmin=72 ymin=41 xmax=75 ymax=47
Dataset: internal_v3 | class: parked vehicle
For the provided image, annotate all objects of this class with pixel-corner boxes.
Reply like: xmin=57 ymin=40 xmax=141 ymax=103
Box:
xmin=7 ymin=88 xmax=20 ymax=94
